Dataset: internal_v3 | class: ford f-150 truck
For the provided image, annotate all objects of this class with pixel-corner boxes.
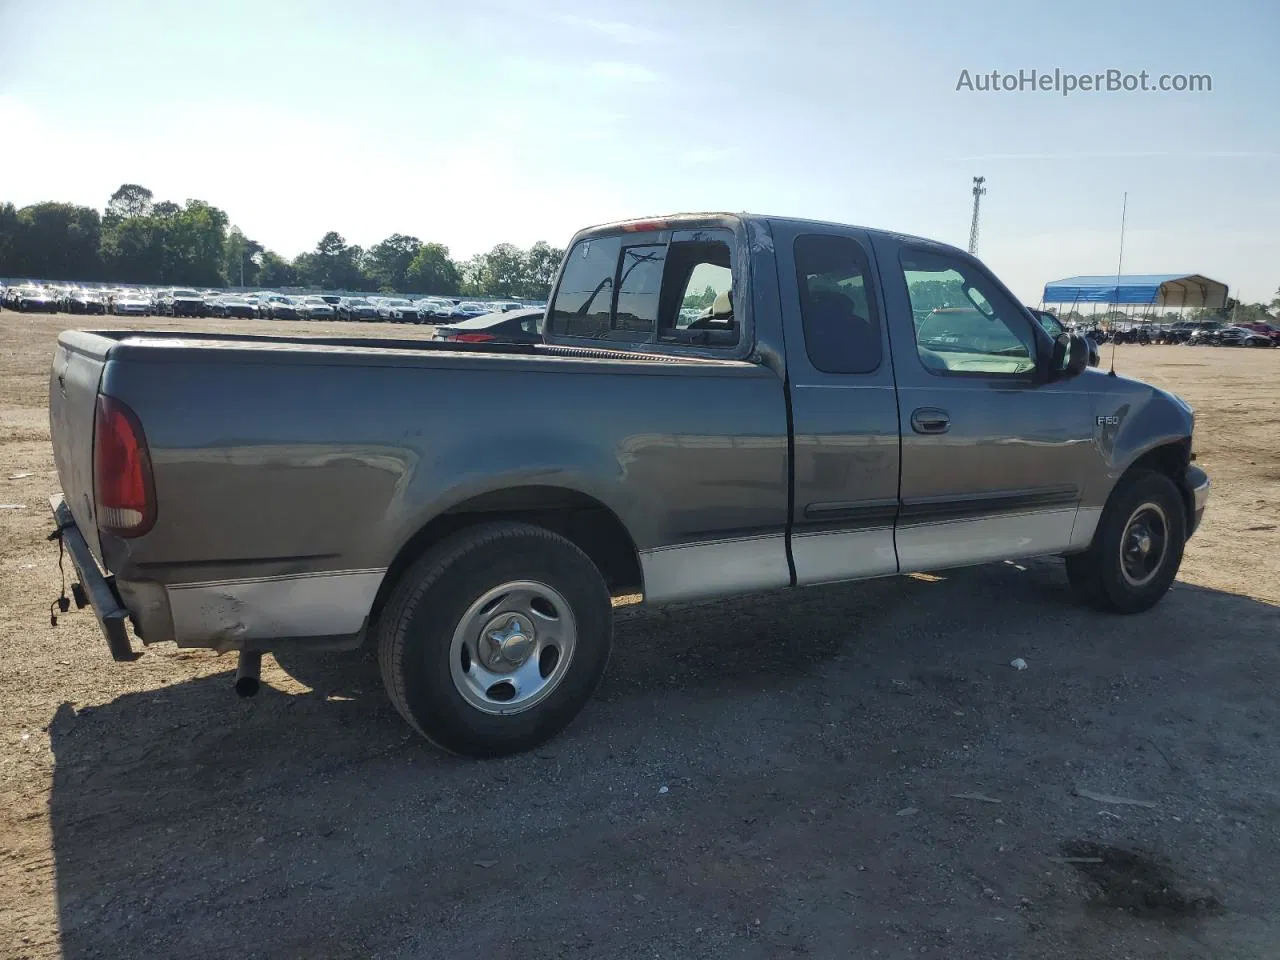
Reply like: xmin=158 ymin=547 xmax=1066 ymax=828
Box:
xmin=47 ymin=212 xmax=1210 ymax=757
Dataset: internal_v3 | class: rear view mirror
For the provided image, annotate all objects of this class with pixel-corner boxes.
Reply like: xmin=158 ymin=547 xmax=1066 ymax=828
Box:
xmin=1050 ymin=332 xmax=1091 ymax=380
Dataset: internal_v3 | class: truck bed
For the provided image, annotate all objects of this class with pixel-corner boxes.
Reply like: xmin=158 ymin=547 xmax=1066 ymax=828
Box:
xmin=62 ymin=328 xmax=750 ymax=368
xmin=49 ymin=327 xmax=789 ymax=649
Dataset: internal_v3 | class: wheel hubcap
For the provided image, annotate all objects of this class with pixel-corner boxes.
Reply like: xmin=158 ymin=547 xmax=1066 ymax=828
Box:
xmin=1120 ymin=502 xmax=1169 ymax=588
xmin=480 ymin=613 xmax=536 ymax=670
xmin=449 ymin=581 xmax=577 ymax=716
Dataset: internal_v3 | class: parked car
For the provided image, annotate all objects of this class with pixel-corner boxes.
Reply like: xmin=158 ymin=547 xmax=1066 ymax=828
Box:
xmin=377 ymin=297 xmax=422 ymax=323
xmin=336 ymin=297 xmax=377 ymax=320
xmin=12 ymin=286 xmax=58 ymax=312
xmin=111 ymin=291 xmax=153 ymax=316
xmin=432 ymin=307 xmax=544 ymax=344
xmin=416 ymin=298 xmax=456 ymax=319
xmin=262 ymin=295 xmax=301 ymax=320
xmin=296 ymin=296 xmax=337 ymax=320
xmin=44 ymin=212 xmax=1209 ymax=759
xmin=448 ymin=301 xmax=490 ymax=320
xmin=68 ymin=289 xmax=108 ymax=315
xmin=1239 ymin=322 xmax=1280 ymax=346
xmin=213 ymin=295 xmax=257 ymax=319
xmin=1217 ymin=325 xmax=1273 ymax=348
xmin=167 ymin=289 xmax=207 ymax=318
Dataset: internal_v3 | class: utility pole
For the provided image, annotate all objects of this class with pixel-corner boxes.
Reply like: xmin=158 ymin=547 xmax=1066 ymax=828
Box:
xmin=968 ymin=176 xmax=986 ymax=255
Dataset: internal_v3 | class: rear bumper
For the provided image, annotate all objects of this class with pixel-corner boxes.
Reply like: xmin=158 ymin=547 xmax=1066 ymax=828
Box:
xmin=49 ymin=495 xmax=138 ymax=662
xmin=1184 ymin=465 xmax=1210 ymax=538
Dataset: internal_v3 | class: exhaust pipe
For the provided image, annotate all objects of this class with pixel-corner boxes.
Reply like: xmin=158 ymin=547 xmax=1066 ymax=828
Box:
xmin=234 ymin=650 xmax=262 ymax=698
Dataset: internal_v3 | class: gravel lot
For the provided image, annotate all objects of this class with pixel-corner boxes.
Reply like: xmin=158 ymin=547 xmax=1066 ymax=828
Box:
xmin=2 ymin=313 xmax=1278 ymax=959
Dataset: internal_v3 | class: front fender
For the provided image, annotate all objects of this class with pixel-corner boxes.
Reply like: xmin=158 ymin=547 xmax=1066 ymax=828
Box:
xmin=1088 ymin=375 xmax=1193 ymax=483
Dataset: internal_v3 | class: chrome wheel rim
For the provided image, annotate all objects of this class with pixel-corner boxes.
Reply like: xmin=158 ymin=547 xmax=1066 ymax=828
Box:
xmin=1120 ymin=501 xmax=1169 ymax=588
xmin=449 ymin=580 xmax=577 ymax=716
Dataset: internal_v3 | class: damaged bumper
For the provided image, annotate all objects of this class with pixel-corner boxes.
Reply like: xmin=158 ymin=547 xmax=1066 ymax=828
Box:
xmin=49 ymin=495 xmax=137 ymax=662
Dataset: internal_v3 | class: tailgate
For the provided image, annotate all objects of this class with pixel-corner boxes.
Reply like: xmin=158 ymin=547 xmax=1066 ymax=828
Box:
xmin=49 ymin=331 xmax=111 ymax=565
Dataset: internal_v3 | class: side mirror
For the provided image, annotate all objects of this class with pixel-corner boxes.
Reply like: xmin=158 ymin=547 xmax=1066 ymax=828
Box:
xmin=1050 ymin=332 xmax=1091 ymax=380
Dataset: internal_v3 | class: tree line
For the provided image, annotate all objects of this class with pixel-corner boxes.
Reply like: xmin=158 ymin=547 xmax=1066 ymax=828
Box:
xmin=0 ymin=184 xmax=565 ymax=299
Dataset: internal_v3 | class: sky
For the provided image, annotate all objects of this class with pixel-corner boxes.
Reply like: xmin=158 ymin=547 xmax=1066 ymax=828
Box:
xmin=2 ymin=0 xmax=1277 ymax=303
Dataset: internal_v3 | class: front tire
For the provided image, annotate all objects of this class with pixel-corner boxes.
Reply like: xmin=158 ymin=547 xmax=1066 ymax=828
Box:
xmin=1065 ymin=469 xmax=1186 ymax=613
xmin=376 ymin=521 xmax=613 ymax=758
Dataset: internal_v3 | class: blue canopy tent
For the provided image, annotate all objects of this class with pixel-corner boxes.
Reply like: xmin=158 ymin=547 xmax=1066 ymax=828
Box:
xmin=1042 ymin=274 xmax=1228 ymax=310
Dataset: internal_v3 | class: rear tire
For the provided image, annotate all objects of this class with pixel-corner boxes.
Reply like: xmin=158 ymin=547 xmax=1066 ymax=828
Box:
xmin=376 ymin=521 xmax=613 ymax=758
xmin=1065 ymin=469 xmax=1186 ymax=614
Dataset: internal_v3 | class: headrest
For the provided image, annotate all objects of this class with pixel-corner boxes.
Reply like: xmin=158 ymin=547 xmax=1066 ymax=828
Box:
xmin=711 ymin=290 xmax=733 ymax=318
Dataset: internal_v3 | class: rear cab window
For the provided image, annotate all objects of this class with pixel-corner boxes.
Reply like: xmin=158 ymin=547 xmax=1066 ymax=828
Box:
xmin=549 ymin=223 xmax=741 ymax=352
xmin=793 ymin=234 xmax=883 ymax=374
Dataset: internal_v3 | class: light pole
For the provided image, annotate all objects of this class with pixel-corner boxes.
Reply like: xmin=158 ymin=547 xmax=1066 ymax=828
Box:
xmin=968 ymin=176 xmax=986 ymax=255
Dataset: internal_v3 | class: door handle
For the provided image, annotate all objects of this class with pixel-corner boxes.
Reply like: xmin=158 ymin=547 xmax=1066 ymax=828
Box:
xmin=910 ymin=407 xmax=950 ymax=434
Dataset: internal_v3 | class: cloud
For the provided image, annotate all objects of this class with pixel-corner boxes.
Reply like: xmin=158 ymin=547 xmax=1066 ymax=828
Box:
xmin=953 ymin=151 xmax=1280 ymax=162
xmin=588 ymin=61 xmax=662 ymax=84
xmin=685 ymin=148 xmax=734 ymax=164
xmin=550 ymin=14 xmax=664 ymax=45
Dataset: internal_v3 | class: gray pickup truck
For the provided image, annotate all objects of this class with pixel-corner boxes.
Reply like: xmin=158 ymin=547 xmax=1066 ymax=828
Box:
xmin=48 ymin=212 xmax=1210 ymax=757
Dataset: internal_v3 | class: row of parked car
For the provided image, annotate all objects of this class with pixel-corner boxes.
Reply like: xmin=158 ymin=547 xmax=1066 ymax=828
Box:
xmin=1067 ymin=319 xmax=1280 ymax=347
xmin=0 ymin=282 xmax=545 ymax=324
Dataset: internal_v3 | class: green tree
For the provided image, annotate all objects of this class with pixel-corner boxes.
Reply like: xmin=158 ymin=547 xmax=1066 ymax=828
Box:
xmin=100 ymin=214 xmax=167 ymax=284
xmin=463 ymin=243 xmax=528 ymax=297
xmin=167 ymin=199 xmax=230 ymax=286
xmin=0 ymin=202 xmax=20 ymax=275
xmin=105 ymin=183 xmax=154 ymax=222
xmin=9 ymin=202 xmax=102 ymax=280
xmin=404 ymin=242 xmax=461 ymax=294
xmin=295 ymin=231 xmax=368 ymax=289
xmin=224 ymin=227 xmax=264 ymax=287
xmin=523 ymin=241 xmax=564 ymax=298
xmin=365 ymin=233 xmax=423 ymax=292
xmin=682 ymin=284 xmax=718 ymax=311
xmin=257 ymin=251 xmax=298 ymax=287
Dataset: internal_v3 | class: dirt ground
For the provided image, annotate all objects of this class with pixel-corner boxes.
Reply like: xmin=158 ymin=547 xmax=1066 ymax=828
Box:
xmin=1 ymin=312 xmax=1278 ymax=959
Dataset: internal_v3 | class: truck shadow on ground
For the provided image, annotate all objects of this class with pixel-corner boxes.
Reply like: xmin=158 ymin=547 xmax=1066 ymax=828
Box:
xmin=45 ymin=558 xmax=1280 ymax=959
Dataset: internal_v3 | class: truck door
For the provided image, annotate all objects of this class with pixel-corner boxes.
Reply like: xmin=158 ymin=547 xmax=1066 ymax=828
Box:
xmin=870 ymin=237 xmax=1096 ymax=572
xmin=773 ymin=224 xmax=901 ymax=584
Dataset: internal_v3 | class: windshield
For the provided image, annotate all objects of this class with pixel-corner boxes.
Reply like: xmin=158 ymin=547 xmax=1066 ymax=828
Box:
xmin=173 ymin=289 xmax=201 ymax=298
xmin=1033 ymin=311 xmax=1064 ymax=336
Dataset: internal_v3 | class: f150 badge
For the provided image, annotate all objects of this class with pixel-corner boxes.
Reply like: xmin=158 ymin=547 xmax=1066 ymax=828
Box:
xmin=1096 ymin=415 xmax=1120 ymax=426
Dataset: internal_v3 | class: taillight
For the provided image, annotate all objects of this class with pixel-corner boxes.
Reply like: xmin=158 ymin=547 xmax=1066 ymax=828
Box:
xmin=94 ymin=395 xmax=156 ymax=537
xmin=452 ymin=333 xmax=496 ymax=343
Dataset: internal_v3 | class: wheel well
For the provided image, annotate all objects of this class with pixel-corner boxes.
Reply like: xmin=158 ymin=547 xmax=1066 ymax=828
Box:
xmin=365 ymin=486 xmax=643 ymax=636
xmin=1125 ymin=438 xmax=1192 ymax=519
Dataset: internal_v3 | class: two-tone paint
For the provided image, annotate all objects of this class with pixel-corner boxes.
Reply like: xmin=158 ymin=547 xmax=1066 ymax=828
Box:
xmin=47 ymin=213 xmax=1208 ymax=656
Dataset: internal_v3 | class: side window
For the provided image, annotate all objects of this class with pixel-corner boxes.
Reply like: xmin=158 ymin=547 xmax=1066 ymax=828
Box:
xmin=549 ymin=236 xmax=622 ymax=339
xmin=794 ymin=234 xmax=883 ymax=374
xmin=902 ymin=250 xmax=1037 ymax=376
xmin=550 ymin=227 xmax=740 ymax=348
xmin=657 ymin=229 xmax=738 ymax=347
xmin=675 ymin=262 xmax=733 ymax=330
